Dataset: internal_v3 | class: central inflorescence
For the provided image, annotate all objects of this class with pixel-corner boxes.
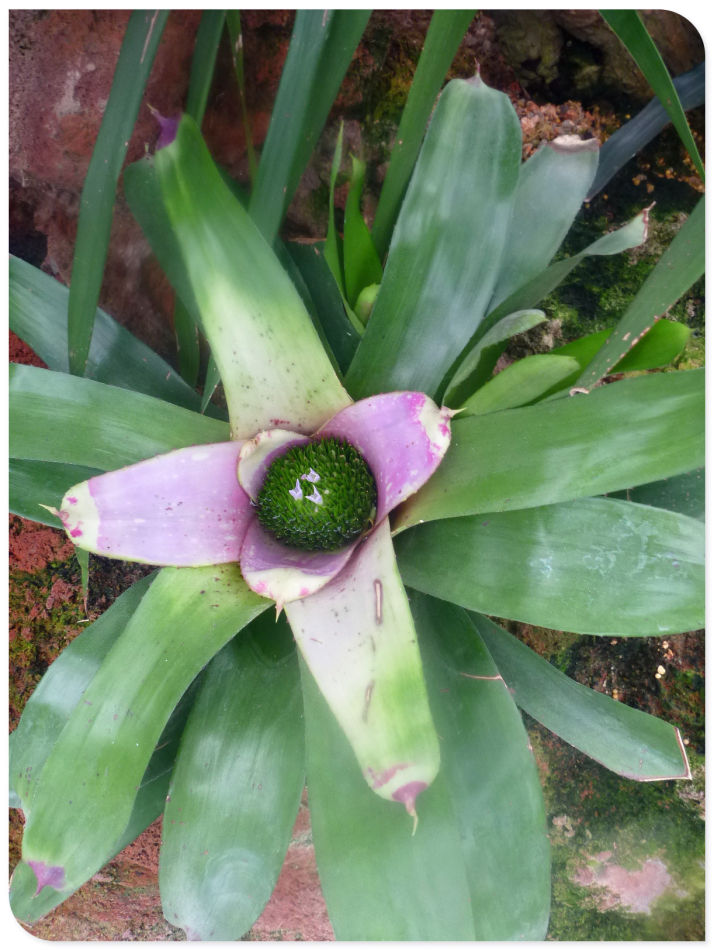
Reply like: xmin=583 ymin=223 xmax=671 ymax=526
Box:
xmin=257 ymin=438 xmax=378 ymax=551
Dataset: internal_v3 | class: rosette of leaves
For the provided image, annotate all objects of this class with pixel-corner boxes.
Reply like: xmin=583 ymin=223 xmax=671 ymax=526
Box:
xmin=9 ymin=15 xmax=703 ymax=942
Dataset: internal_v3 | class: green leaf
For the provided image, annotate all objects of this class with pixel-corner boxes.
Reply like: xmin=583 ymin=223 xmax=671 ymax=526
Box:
xmin=318 ymin=126 xmax=367 ymax=337
xmin=600 ymin=10 xmax=704 ymax=180
xmin=412 ymin=594 xmax=551 ymax=939
xmin=172 ymin=297 xmax=201 ymax=389
xmin=611 ymin=468 xmax=704 ymax=522
xmin=475 ymin=613 xmax=691 ymax=780
xmin=301 ymin=655 xmax=477 ymax=940
xmin=536 ymin=319 xmax=691 ymax=403
xmin=587 ymin=61 xmax=704 ymax=200
xmin=10 ymin=575 xmax=154 ymax=808
xmin=551 ymin=317 xmax=690 ymax=376
xmin=248 ymin=9 xmax=370 ymax=243
xmin=10 ymin=459 xmax=101 ymax=526
xmin=371 ymin=10 xmax=475 ymax=258
xmin=76 ymin=547 xmax=90 ymax=604
xmin=343 ymin=155 xmax=383 ymax=308
xmin=160 ymin=613 xmax=304 ymax=940
xmin=301 ymin=590 xmax=551 ymax=939
xmin=186 ymin=11 xmax=225 ymax=122
xmin=67 ymin=10 xmax=168 ymax=375
xmin=323 ymin=121 xmax=345 ymax=294
xmin=488 ymin=137 xmax=599 ymax=312
xmin=286 ymin=242 xmax=360 ymax=375
xmin=10 ymin=364 xmax=229 ymax=471
xmin=10 ymin=256 xmax=201 ymax=410
xmin=346 ymin=77 xmax=522 ymax=400
xmin=145 ymin=115 xmax=351 ymax=438
xmin=443 ymin=308 xmax=546 ymax=408
xmin=395 ymin=369 xmax=703 ymax=530
xmin=200 ymin=355 xmax=221 ymax=414
xmin=11 ymin=574 xmax=152 ymax=921
xmin=396 ymin=497 xmax=704 ymax=636
xmin=123 ymin=156 xmax=201 ymax=318
xmin=460 ymin=354 xmax=580 ymax=415
xmin=479 ymin=207 xmax=649 ymax=343
xmin=19 ymin=565 xmax=267 ymax=899
xmin=172 ymin=10 xmax=227 ymax=386
xmin=576 ymin=197 xmax=704 ymax=389
xmin=12 ymin=659 xmax=200 ymax=923
xmin=225 ymin=11 xmax=258 ymax=184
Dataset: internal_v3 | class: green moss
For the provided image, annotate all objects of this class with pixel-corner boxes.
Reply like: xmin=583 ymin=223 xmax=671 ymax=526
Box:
xmin=543 ymin=192 xmax=704 ymax=346
xmin=530 ymin=723 xmax=704 ymax=940
xmin=9 ymin=560 xmax=85 ymax=724
xmin=502 ymin=620 xmax=579 ymax=673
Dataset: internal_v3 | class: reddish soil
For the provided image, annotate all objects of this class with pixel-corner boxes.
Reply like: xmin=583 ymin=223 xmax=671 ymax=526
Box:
xmin=11 ymin=796 xmax=333 ymax=941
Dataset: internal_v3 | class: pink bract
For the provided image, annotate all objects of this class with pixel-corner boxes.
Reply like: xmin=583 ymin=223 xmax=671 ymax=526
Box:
xmin=56 ymin=391 xmax=453 ymax=607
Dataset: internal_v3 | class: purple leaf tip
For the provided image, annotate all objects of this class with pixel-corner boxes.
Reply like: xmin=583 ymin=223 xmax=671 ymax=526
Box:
xmin=28 ymin=859 xmax=66 ymax=895
xmin=148 ymin=105 xmax=180 ymax=150
xmin=392 ymin=780 xmax=428 ymax=834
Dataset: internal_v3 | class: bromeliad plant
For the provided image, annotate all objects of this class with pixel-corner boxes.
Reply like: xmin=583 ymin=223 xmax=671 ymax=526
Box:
xmin=9 ymin=10 xmax=704 ymax=941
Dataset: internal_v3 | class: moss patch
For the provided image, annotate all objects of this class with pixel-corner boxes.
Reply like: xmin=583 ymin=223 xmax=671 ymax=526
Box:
xmin=9 ymin=559 xmax=86 ymax=728
xmin=533 ymin=724 xmax=704 ymax=940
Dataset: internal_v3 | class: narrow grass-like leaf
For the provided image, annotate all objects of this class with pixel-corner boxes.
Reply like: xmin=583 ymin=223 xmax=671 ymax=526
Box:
xmin=395 ymin=368 xmax=703 ymax=530
xmin=324 ymin=122 xmax=345 ymax=293
xmin=396 ymin=497 xmax=704 ymax=636
xmin=371 ymin=10 xmax=475 ymax=258
xmin=10 ymin=256 xmax=201 ymax=410
xmin=317 ymin=129 xmax=367 ymax=337
xmin=200 ymin=355 xmax=221 ymax=413
xmin=186 ymin=11 xmax=225 ymax=121
xmin=160 ymin=613 xmax=304 ymax=940
xmin=475 ymin=613 xmax=690 ymax=780
xmin=19 ymin=565 xmax=267 ymax=899
xmin=346 ymin=78 xmax=522 ymax=399
xmin=443 ymin=309 xmax=546 ymax=407
xmin=471 ymin=614 xmax=691 ymax=782
xmin=555 ymin=319 xmax=691 ymax=373
xmin=172 ymin=10 xmax=227 ymax=386
xmin=249 ymin=9 xmax=370 ymax=244
xmin=343 ymin=155 xmax=383 ymax=307
xmin=225 ymin=11 xmax=258 ymax=184
xmin=488 ymin=137 xmax=599 ymax=312
xmin=76 ymin=547 xmax=90 ymax=604
xmin=172 ymin=297 xmax=201 ymax=388
xmin=601 ymin=10 xmax=704 ymax=180
xmin=477 ymin=208 xmax=649 ymax=345
xmin=576 ymin=197 xmax=704 ymax=389
xmin=10 ymin=459 xmax=101 ymax=526
xmin=274 ymin=239 xmax=346 ymax=375
xmin=587 ymin=61 xmax=704 ymax=200
xmin=67 ymin=10 xmax=168 ymax=375
xmin=460 ymin=354 xmax=580 ymax=415
xmin=301 ymin=656 xmax=477 ymax=940
xmin=10 ymin=364 xmax=229 ymax=471
xmin=538 ymin=319 xmax=691 ymax=401
xmin=412 ymin=594 xmax=551 ymax=939
xmin=287 ymin=242 xmax=360 ymax=374
xmin=611 ymin=468 xmax=704 ymax=522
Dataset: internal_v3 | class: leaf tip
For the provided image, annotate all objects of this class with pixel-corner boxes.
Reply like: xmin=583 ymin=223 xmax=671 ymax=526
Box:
xmin=27 ymin=860 xmax=65 ymax=896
